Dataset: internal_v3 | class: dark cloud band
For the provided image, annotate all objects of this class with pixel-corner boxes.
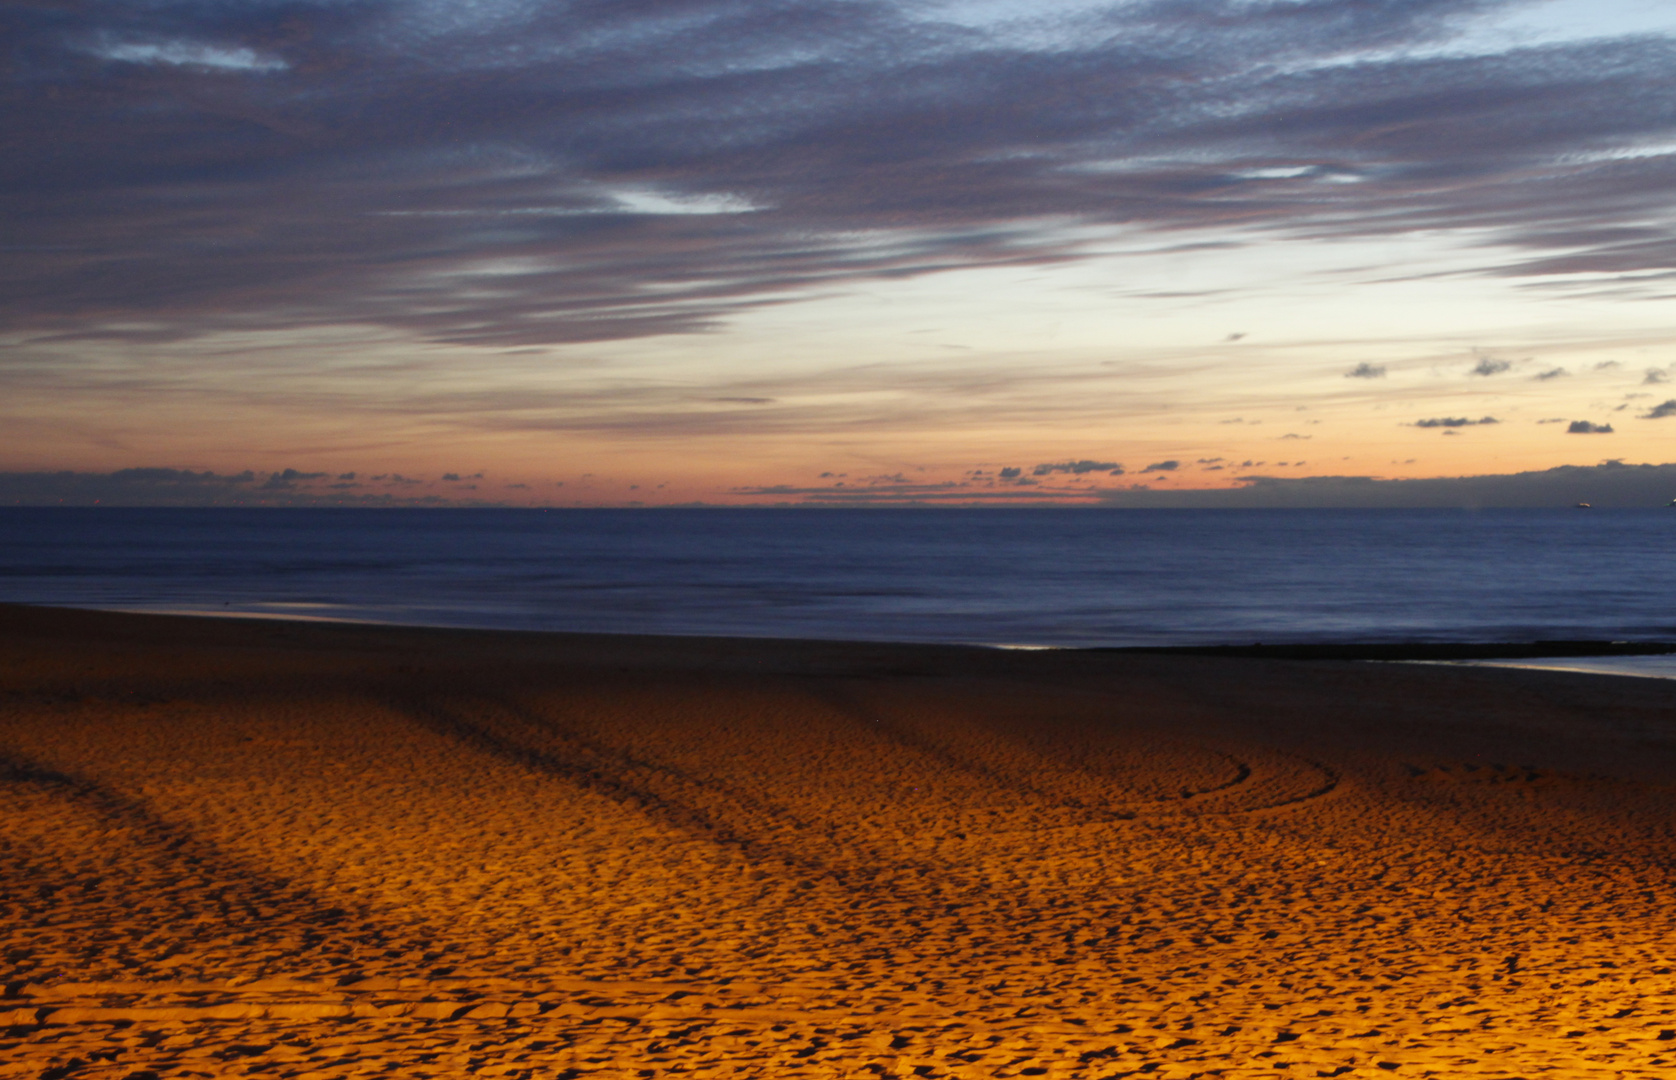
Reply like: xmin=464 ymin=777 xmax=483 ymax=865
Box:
xmin=2 ymin=1 xmax=1673 ymax=348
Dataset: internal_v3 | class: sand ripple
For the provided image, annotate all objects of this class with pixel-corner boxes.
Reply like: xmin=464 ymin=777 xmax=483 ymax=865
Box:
xmin=3 ymin=607 xmax=1675 ymax=1077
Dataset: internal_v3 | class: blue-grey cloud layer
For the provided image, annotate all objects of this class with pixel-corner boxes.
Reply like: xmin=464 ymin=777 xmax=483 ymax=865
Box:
xmin=0 ymin=467 xmax=498 ymax=506
xmin=1099 ymin=461 xmax=1676 ymax=508
xmin=4 ymin=0 xmax=1674 ymax=346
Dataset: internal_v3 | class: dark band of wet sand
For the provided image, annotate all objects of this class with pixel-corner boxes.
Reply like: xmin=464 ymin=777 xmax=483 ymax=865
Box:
xmin=3 ymin=603 xmax=1674 ymax=1079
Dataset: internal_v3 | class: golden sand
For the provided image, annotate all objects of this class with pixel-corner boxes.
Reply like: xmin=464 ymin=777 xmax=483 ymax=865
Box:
xmin=2 ymin=604 xmax=1674 ymax=1078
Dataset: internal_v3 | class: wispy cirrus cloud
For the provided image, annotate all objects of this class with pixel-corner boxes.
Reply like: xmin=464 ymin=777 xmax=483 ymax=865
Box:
xmin=1 ymin=0 xmax=1674 ymax=352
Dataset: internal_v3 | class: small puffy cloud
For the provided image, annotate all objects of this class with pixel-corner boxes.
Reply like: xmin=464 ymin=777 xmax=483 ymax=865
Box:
xmin=337 ymin=472 xmax=356 ymax=480
xmin=1471 ymin=357 xmax=1513 ymax=377
xmin=1141 ymin=460 xmax=1179 ymax=473
xmin=1032 ymin=460 xmax=1122 ymax=476
xmin=1197 ymin=457 xmax=1223 ymax=464
xmin=262 ymin=468 xmax=327 ymax=490
xmin=1280 ymin=433 xmax=1311 ymax=440
xmin=1411 ymin=416 xmax=1499 ymax=428
xmin=1567 ymin=421 xmax=1614 ymax=434
xmin=998 ymin=467 xmax=1023 ymax=479
xmin=1595 ymin=361 xmax=1622 ymax=370
xmin=1535 ymin=367 xmax=1568 ymax=380
xmin=1345 ymin=363 xmax=1386 ymax=379
xmin=1645 ymin=369 xmax=1670 ymax=385
xmin=442 ymin=472 xmax=461 ymax=481
xmin=1642 ymin=400 xmax=1676 ymax=419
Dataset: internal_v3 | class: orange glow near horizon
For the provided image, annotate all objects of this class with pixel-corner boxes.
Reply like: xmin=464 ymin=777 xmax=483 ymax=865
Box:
xmin=5 ymin=1 xmax=1676 ymax=507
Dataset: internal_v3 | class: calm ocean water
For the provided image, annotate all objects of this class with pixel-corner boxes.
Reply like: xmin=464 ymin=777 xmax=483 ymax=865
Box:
xmin=3 ymin=508 xmax=1674 ymax=658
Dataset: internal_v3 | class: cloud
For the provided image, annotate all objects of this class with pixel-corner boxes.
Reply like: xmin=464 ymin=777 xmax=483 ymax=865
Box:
xmin=88 ymin=38 xmax=287 ymax=72
xmin=1031 ymin=460 xmax=1121 ymax=476
xmin=1280 ymin=433 xmax=1311 ymax=440
xmin=1411 ymin=416 xmax=1499 ymax=428
xmin=1140 ymin=460 xmax=1179 ymax=473
xmin=1098 ymin=461 xmax=1676 ymax=509
xmin=260 ymin=468 xmax=327 ymax=490
xmin=0 ymin=467 xmax=500 ymax=506
xmin=1645 ymin=369 xmax=1671 ymax=385
xmin=1344 ymin=363 xmax=1386 ymax=379
xmin=731 ymin=477 xmax=1115 ymax=503
xmin=1567 ymin=421 xmax=1614 ymax=434
xmin=1535 ymin=367 xmax=1568 ymax=380
xmin=731 ymin=485 xmax=1091 ymax=504
xmin=5 ymin=0 xmax=1676 ymax=349
xmin=1470 ymin=357 xmax=1513 ymax=377
xmin=1644 ymin=400 xmax=1676 ymax=419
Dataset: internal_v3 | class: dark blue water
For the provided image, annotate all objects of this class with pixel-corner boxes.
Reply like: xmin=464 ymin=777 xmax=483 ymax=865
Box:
xmin=1 ymin=507 xmax=1672 ymax=647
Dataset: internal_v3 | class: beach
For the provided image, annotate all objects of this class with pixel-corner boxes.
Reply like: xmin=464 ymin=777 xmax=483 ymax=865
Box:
xmin=2 ymin=603 xmax=1674 ymax=1078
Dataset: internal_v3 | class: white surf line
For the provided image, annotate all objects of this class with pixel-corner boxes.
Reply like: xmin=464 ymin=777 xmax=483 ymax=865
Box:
xmin=1395 ymin=658 xmax=1676 ymax=680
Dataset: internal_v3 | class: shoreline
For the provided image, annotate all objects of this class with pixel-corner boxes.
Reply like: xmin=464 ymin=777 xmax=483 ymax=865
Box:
xmin=26 ymin=600 xmax=1676 ymax=662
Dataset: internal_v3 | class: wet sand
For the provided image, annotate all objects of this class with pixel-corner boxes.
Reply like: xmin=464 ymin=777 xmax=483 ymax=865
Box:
xmin=2 ymin=603 xmax=1674 ymax=1079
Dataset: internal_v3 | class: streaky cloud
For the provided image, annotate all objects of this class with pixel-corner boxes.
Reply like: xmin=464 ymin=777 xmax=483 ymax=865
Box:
xmin=2 ymin=0 xmax=1674 ymax=346
xmin=0 ymin=468 xmax=502 ymax=506
xmin=1411 ymin=416 xmax=1498 ymax=428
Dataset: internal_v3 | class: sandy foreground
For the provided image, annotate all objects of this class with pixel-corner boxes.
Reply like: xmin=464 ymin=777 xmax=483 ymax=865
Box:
xmin=2 ymin=606 xmax=1675 ymax=1079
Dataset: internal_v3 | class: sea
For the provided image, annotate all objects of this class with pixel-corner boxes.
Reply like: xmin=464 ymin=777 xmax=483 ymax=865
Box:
xmin=3 ymin=507 xmax=1675 ymax=676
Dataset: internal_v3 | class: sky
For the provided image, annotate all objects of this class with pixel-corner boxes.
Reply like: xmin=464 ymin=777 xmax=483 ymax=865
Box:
xmin=4 ymin=0 xmax=1676 ymax=506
